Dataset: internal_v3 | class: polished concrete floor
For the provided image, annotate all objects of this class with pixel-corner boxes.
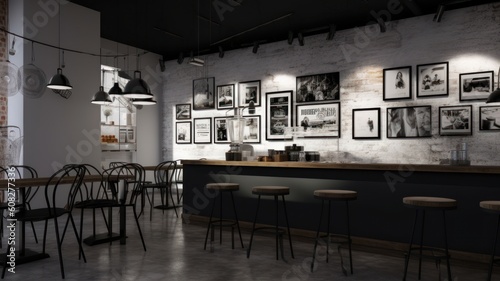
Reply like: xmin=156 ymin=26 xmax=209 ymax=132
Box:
xmin=1 ymin=199 xmax=498 ymax=281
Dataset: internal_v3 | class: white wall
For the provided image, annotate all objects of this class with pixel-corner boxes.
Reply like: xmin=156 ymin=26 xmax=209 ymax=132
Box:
xmin=163 ymin=3 xmax=500 ymax=165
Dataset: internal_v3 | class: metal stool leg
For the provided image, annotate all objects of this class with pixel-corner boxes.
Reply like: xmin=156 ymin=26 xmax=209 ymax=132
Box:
xmin=282 ymin=194 xmax=294 ymax=259
xmin=403 ymin=209 xmax=419 ymax=280
xmin=346 ymin=200 xmax=353 ymax=274
xmin=275 ymin=195 xmax=279 ymax=260
xmin=442 ymin=210 xmax=452 ymax=281
xmin=230 ymin=191 xmax=244 ymax=248
xmin=204 ymin=193 xmax=217 ymax=250
xmin=311 ymin=199 xmax=325 ymax=272
xmin=326 ymin=200 xmax=331 ymax=263
xmin=247 ymin=195 xmax=261 ymax=258
xmin=487 ymin=214 xmax=500 ymax=281
xmin=418 ymin=210 xmax=426 ymax=280
xmin=219 ymin=191 xmax=223 ymax=245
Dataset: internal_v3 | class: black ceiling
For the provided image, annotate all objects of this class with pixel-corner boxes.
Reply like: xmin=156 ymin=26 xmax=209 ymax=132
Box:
xmin=69 ymin=0 xmax=498 ymax=61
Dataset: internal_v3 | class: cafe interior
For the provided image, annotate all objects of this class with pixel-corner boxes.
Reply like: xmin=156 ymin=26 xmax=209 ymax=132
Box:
xmin=1 ymin=0 xmax=500 ymax=280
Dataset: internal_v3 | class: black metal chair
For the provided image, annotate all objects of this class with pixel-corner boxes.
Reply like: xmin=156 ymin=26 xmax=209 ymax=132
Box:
xmin=172 ymin=159 xmax=183 ymax=204
xmin=142 ymin=161 xmax=178 ymax=219
xmin=2 ymin=165 xmax=87 ymax=279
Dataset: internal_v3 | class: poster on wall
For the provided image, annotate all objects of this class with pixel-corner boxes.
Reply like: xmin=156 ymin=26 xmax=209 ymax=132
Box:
xmin=459 ymin=71 xmax=494 ymax=101
xmin=214 ymin=117 xmax=230 ymax=143
xmin=266 ymin=91 xmax=293 ymax=140
xmin=439 ymin=105 xmax=472 ymax=136
xmin=238 ymin=80 xmax=261 ymax=107
xmin=479 ymin=106 xmax=500 ymax=130
xmin=175 ymin=122 xmax=192 ymax=144
xmin=296 ymin=72 xmax=340 ymax=103
xmin=352 ymin=108 xmax=380 ymax=139
xmin=387 ymin=106 xmax=432 ymax=138
xmin=383 ymin=66 xmax=412 ymax=101
xmin=416 ymin=62 xmax=448 ymax=98
xmin=193 ymin=77 xmax=215 ymax=110
xmin=175 ymin=104 xmax=191 ymax=120
xmin=243 ymin=115 xmax=261 ymax=143
xmin=216 ymin=84 xmax=235 ymax=110
xmin=295 ymin=102 xmax=340 ymax=138
xmin=193 ymin=118 xmax=212 ymax=143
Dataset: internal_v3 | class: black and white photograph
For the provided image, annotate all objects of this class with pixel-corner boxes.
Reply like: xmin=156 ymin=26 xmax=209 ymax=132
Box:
xmin=239 ymin=80 xmax=261 ymax=107
xmin=439 ymin=105 xmax=472 ymax=136
xmin=243 ymin=115 xmax=261 ymax=143
xmin=175 ymin=104 xmax=191 ymax=120
xmin=175 ymin=122 xmax=192 ymax=144
xmin=295 ymin=102 xmax=340 ymax=138
xmin=266 ymin=91 xmax=293 ymax=140
xmin=383 ymin=66 xmax=412 ymax=100
xmin=416 ymin=62 xmax=448 ymax=97
xmin=480 ymin=106 xmax=500 ymax=130
xmin=214 ymin=117 xmax=230 ymax=143
xmin=216 ymin=84 xmax=235 ymax=110
xmin=352 ymin=108 xmax=380 ymax=139
xmin=193 ymin=77 xmax=215 ymax=110
xmin=459 ymin=71 xmax=494 ymax=101
xmin=387 ymin=106 xmax=432 ymax=138
xmin=193 ymin=118 xmax=212 ymax=144
xmin=296 ymin=72 xmax=340 ymax=103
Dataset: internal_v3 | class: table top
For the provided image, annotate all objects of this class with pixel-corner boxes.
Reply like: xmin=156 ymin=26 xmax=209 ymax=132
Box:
xmin=143 ymin=164 xmax=183 ymax=171
xmin=0 ymin=174 xmax=133 ymax=189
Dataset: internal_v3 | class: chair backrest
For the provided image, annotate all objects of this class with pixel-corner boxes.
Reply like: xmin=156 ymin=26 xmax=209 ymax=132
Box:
xmin=44 ymin=164 xmax=86 ymax=214
xmin=109 ymin=161 xmax=128 ymax=169
xmin=10 ymin=165 xmax=39 ymax=204
xmin=79 ymin=164 xmax=110 ymax=201
xmin=106 ymin=163 xmax=145 ymax=205
xmin=173 ymin=159 xmax=183 ymax=184
xmin=154 ymin=161 xmax=176 ymax=187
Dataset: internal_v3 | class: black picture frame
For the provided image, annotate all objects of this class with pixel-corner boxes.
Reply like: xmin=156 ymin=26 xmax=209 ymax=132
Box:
xmin=193 ymin=77 xmax=215 ymax=110
xmin=479 ymin=106 xmax=500 ymax=130
xmin=387 ymin=106 xmax=432 ymax=138
xmin=193 ymin=117 xmax=212 ymax=144
xmin=295 ymin=102 xmax=341 ymax=138
xmin=459 ymin=71 xmax=494 ymax=101
xmin=416 ymin=62 xmax=449 ymax=98
xmin=175 ymin=104 xmax=191 ymax=120
xmin=383 ymin=66 xmax=412 ymax=101
xmin=266 ymin=91 xmax=293 ymax=141
xmin=214 ymin=116 xmax=230 ymax=143
xmin=352 ymin=108 xmax=380 ymax=139
xmin=216 ymin=84 xmax=235 ymax=110
xmin=243 ymin=115 xmax=261 ymax=143
xmin=439 ymin=105 xmax=472 ymax=136
xmin=238 ymin=80 xmax=261 ymax=107
xmin=296 ymin=72 xmax=340 ymax=103
xmin=175 ymin=122 xmax=192 ymax=144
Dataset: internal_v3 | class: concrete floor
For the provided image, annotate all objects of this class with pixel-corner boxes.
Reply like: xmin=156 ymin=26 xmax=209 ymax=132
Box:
xmin=1 ymin=201 xmax=498 ymax=281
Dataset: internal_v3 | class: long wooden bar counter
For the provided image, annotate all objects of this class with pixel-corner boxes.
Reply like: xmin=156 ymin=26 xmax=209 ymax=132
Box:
xmin=181 ymin=159 xmax=500 ymax=256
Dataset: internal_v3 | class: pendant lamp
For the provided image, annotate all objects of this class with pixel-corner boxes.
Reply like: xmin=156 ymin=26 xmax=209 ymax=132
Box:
xmin=108 ymin=69 xmax=123 ymax=96
xmin=131 ymin=97 xmax=157 ymax=105
xmin=47 ymin=3 xmax=72 ymax=90
xmin=123 ymin=53 xmax=153 ymax=99
xmin=486 ymin=68 xmax=500 ymax=103
xmin=91 ymin=68 xmax=112 ymax=104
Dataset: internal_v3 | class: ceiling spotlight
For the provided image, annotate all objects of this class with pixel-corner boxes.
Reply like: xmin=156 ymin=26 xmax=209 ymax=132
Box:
xmin=433 ymin=4 xmax=445 ymax=22
xmin=376 ymin=18 xmax=386 ymax=33
xmin=326 ymin=24 xmax=336 ymax=40
xmin=177 ymin=52 xmax=184 ymax=64
xmin=218 ymin=46 xmax=224 ymax=58
xmin=287 ymin=31 xmax=294 ymax=45
xmin=297 ymin=32 xmax=304 ymax=46
xmin=189 ymin=57 xmax=204 ymax=67
xmin=252 ymin=42 xmax=259 ymax=54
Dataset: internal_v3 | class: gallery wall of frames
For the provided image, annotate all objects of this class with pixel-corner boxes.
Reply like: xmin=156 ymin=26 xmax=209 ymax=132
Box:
xmin=163 ymin=3 xmax=500 ymax=165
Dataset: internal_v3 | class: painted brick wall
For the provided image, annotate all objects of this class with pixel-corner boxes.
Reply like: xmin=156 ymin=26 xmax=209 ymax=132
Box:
xmin=162 ymin=3 xmax=500 ymax=165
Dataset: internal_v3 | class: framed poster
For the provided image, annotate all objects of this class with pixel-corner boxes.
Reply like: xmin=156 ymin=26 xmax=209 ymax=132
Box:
xmin=387 ymin=106 xmax=432 ymax=138
xmin=479 ymin=106 xmax=500 ymax=130
xmin=266 ymin=91 xmax=293 ymax=140
xmin=175 ymin=104 xmax=191 ymax=120
xmin=383 ymin=66 xmax=412 ymax=101
xmin=175 ymin=122 xmax=192 ymax=144
xmin=352 ymin=108 xmax=380 ymax=139
xmin=416 ymin=62 xmax=448 ymax=98
xmin=243 ymin=115 xmax=261 ymax=143
xmin=216 ymin=84 xmax=235 ymax=110
xmin=214 ymin=116 xmax=230 ymax=143
xmin=193 ymin=118 xmax=212 ymax=144
xmin=459 ymin=71 xmax=494 ymax=101
xmin=296 ymin=72 xmax=340 ymax=103
xmin=238 ymin=80 xmax=261 ymax=107
xmin=193 ymin=77 xmax=215 ymax=110
xmin=439 ymin=105 xmax=472 ymax=136
xmin=295 ymin=102 xmax=340 ymax=138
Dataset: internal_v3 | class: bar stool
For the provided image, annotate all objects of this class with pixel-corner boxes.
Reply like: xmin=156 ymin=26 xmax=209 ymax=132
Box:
xmin=203 ymin=183 xmax=244 ymax=252
xmin=479 ymin=200 xmax=500 ymax=281
xmin=402 ymin=196 xmax=457 ymax=281
xmin=311 ymin=190 xmax=357 ymax=275
xmin=247 ymin=186 xmax=294 ymax=260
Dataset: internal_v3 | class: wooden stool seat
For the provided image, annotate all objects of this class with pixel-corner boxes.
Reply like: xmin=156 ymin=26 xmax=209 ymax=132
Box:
xmin=314 ymin=190 xmax=357 ymax=200
xmin=403 ymin=196 xmax=457 ymax=209
xmin=480 ymin=201 xmax=500 ymax=212
xmin=206 ymin=183 xmax=239 ymax=191
xmin=252 ymin=186 xmax=290 ymax=196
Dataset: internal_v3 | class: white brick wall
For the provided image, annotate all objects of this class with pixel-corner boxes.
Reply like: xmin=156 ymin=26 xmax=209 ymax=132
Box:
xmin=162 ymin=3 xmax=500 ymax=165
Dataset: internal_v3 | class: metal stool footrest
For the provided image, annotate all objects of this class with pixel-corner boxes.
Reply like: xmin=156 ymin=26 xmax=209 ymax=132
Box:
xmin=315 ymin=233 xmax=351 ymax=276
xmin=209 ymin=219 xmax=238 ymax=252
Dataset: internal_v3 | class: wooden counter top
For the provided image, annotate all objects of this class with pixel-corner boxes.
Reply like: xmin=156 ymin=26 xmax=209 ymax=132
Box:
xmin=181 ymin=159 xmax=500 ymax=174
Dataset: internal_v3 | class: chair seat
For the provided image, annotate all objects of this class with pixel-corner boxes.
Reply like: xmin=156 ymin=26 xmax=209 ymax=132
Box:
xmin=206 ymin=183 xmax=239 ymax=191
xmin=480 ymin=201 xmax=500 ymax=212
xmin=14 ymin=208 xmax=69 ymax=222
xmin=252 ymin=186 xmax=289 ymax=195
xmin=403 ymin=196 xmax=457 ymax=209
xmin=74 ymin=199 xmax=117 ymax=208
xmin=314 ymin=190 xmax=357 ymax=200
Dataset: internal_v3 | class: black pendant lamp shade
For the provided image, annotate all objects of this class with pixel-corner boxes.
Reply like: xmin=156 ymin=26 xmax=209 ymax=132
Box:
xmin=486 ymin=68 xmax=500 ymax=103
xmin=47 ymin=68 xmax=72 ymax=90
xmin=123 ymin=70 xmax=153 ymax=99
xmin=91 ymin=86 xmax=112 ymax=104
xmin=108 ymin=82 xmax=123 ymax=96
